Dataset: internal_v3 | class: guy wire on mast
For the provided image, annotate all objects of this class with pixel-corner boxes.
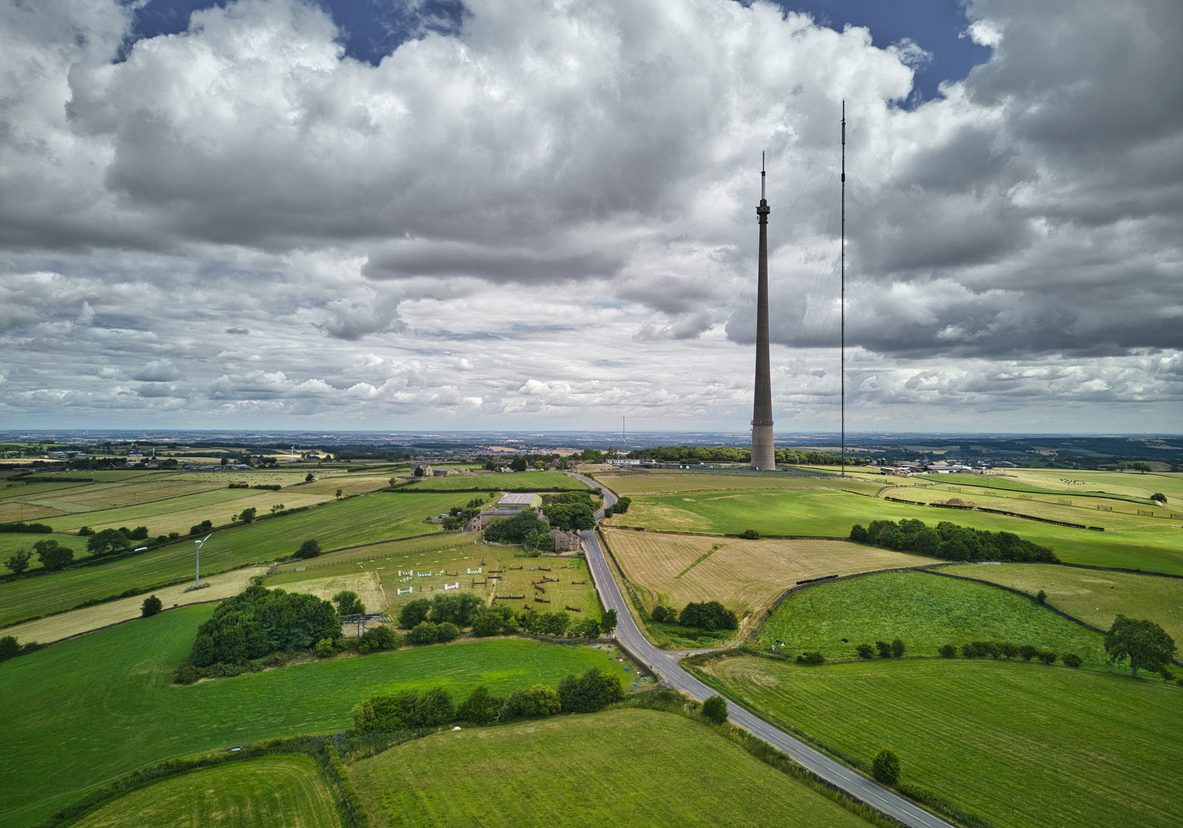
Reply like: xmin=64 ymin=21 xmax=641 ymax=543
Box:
xmin=840 ymin=101 xmax=846 ymax=479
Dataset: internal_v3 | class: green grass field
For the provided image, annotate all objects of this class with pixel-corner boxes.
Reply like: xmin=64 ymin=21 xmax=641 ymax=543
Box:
xmin=399 ymin=471 xmax=588 ymax=491
xmin=269 ymin=533 xmax=602 ymax=619
xmin=0 ymin=605 xmax=623 ymax=826
xmin=696 ymin=656 xmax=1182 ymax=828
xmin=609 ymin=484 xmax=1183 ymax=574
xmin=73 ymin=755 xmax=341 ymax=828
xmin=0 ymin=532 xmax=87 ymax=574
xmin=349 ymin=707 xmax=867 ymax=827
xmin=756 ymin=570 xmax=1109 ymax=665
xmin=0 ymin=492 xmax=476 ymax=629
xmin=945 ymin=563 xmax=1183 ymax=644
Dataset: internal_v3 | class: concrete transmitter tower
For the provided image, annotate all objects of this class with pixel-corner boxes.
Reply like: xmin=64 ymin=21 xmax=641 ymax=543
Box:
xmin=751 ymin=155 xmax=775 ymax=471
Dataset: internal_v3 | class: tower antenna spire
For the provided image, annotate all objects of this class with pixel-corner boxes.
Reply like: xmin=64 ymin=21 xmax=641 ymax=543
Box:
xmin=840 ymin=101 xmax=847 ymax=479
xmin=751 ymin=152 xmax=775 ymax=470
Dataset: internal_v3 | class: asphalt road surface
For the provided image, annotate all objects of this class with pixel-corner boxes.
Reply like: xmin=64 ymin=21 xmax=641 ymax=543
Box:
xmin=571 ymin=473 xmax=952 ymax=828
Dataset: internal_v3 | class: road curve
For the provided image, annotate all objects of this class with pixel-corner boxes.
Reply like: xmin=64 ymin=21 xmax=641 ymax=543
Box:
xmin=570 ymin=473 xmax=952 ymax=828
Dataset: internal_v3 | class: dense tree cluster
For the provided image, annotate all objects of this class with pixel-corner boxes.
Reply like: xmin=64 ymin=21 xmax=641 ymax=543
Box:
xmin=182 ymin=585 xmax=340 ymax=672
xmin=352 ymin=668 xmax=623 ymax=735
xmin=850 ymin=519 xmax=1057 ymax=563
xmin=625 ymin=445 xmax=866 ymax=466
xmin=398 ymin=592 xmax=603 ymax=641
xmin=482 ymin=510 xmax=548 ymax=545
xmin=603 ymin=496 xmax=631 ymax=517
xmin=0 ymin=522 xmax=53 ymax=534
xmin=541 ymin=492 xmax=597 ymax=531
xmin=677 ymin=601 xmax=739 ymax=631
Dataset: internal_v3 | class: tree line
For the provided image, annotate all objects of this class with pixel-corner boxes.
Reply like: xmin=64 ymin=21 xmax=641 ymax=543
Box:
xmin=352 ymin=667 xmax=625 ymax=734
xmin=625 ymin=445 xmax=867 ymax=465
xmin=650 ymin=600 xmax=738 ymax=632
xmin=850 ymin=518 xmax=1058 ymax=563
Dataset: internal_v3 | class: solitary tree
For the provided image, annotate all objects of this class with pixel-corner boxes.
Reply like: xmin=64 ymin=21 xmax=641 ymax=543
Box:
xmin=601 ymin=608 xmax=618 ymax=634
xmin=305 ymin=472 xmax=315 ymax=483
xmin=239 ymin=507 xmax=257 ymax=524
xmin=872 ymin=749 xmax=901 ymax=785
xmin=1150 ymin=492 xmax=1167 ymax=505
xmin=1104 ymin=615 xmax=1176 ymax=678
xmin=141 ymin=595 xmax=163 ymax=617
xmin=295 ymin=539 xmax=321 ymax=559
xmin=35 ymin=540 xmax=74 ymax=571
xmin=333 ymin=590 xmax=365 ymax=616
xmin=4 ymin=549 xmax=31 ymax=575
xmin=702 ymin=695 xmax=728 ymax=724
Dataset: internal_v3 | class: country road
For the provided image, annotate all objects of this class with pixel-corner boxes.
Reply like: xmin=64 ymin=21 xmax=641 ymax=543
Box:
xmin=570 ymin=472 xmax=952 ymax=828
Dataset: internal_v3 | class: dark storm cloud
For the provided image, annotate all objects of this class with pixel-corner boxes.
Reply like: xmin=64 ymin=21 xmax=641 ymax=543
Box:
xmin=363 ymin=241 xmax=625 ymax=285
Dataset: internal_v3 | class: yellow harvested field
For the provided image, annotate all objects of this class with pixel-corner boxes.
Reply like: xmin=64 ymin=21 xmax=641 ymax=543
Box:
xmin=602 ymin=527 xmax=936 ymax=619
xmin=276 ymin=571 xmax=388 ymax=615
xmin=2 ymin=565 xmax=268 ymax=644
xmin=296 ymin=475 xmax=395 ymax=497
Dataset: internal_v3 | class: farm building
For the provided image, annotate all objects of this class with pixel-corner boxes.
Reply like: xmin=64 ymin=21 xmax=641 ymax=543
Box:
xmin=550 ymin=529 xmax=582 ymax=552
xmin=497 ymin=493 xmax=542 ymax=511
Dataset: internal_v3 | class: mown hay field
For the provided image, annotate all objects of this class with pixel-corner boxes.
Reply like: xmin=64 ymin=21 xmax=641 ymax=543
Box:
xmin=602 ymin=527 xmax=935 ymax=616
xmin=349 ymin=707 xmax=867 ymax=828
xmin=42 ymin=488 xmax=336 ymax=536
xmin=0 ymin=492 xmax=475 ymax=629
xmin=756 ymin=570 xmax=1109 ymax=666
xmin=74 ymin=755 xmax=341 ymax=828
xmin=946 ymin=562 xmax=1183 ymax=643
xmin=880 ymin=482 xmax=1177 ymax=524
xmin=399 ymin=470 xmax=588 ymax=491
xmin=596 ymin=471 xmax=886 ymax=497
xmin=4 ymin=565 xmax=268 ymax=644
xmin=696 ymin=656 xmax=1182 ymax=828
xmin=608 ymin=487 xmax=1183 ymax=575
xmin=0 ymin=606 xmax=621 ymax=827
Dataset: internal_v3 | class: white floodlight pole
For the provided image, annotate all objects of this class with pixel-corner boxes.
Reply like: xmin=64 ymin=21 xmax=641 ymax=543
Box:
xmin=195 ymin=533 xmax=212 ymax=587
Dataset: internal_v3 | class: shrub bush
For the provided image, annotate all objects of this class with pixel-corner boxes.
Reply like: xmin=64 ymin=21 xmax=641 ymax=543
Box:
xmin=1062 ymin=653 xmax=1082 ymax=668
xmin=141 ymin=595 xmax=163 ymax=617
xmin=795 ymin=651 xmax=825 ymax=665
xmin=1036 ymin=589 xmax=1047 ymax=604
xmin=558 ymin=668 xmax=624 ymax=713
xmin=314 ymin=637 xmax=338 ymax=658
xmin=1038 ymin=651 xmax=1057 ymax=664
xmin=457 ymin=686 xmax=502 ymax=724
xmin=406 ymin=621 xmax=460 ymax=645
xmin=856 ymin=643 xmax=875 ymax=659
xmin=872 ymin=749 xmax=900 ymax=785
xmin=939 ymin=643 xmax=957 ymax=658
xmin=891 ymin=638 xmax=905 ymax=658
xmin=702 ymin=695 xmax=728 ymax=724
xmin=1019 ymin=644 xmax=1038 ymax=661
xmin=356 ymin=625 xmax=399 ymax=654
xmin=398 ymin=598 xmax=432 ymax=629
xmin=499 ymin=685 xmax=562 ymax=721
xmin=740 ymin=529 xmax=760 ymax=540
xmin=650 ymin=604 xmax=675 ymax=623
xmin=295 ymin=539 xmax=321 ymax=559
xmin=876 ymin=641 xmax=892 ymax=658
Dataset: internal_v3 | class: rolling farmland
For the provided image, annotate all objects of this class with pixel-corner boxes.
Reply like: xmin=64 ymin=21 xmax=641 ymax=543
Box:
xmin=0 ymin=606 xmax=622 ymax=826
xmin=349 ymin=708 xmax=868 ymax=827
xmin=73 ymin=755 xmax=341 ymax=828
xmin=945 ymin=563 xmax=1183 ymax=643
xmin=756 ymin=570 xmax=1109 ymax=665
xmin=0 ymin=491 xmax=476 ymax=629
xmin=697 ymin=656 xmax=1183 ymax=828
xmin=602 ymin=527 xmax=935 ymax=616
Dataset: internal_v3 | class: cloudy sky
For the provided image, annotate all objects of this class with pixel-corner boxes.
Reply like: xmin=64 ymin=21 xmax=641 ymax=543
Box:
xmin=1 ymin=0 xmax=1179 ymax=434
